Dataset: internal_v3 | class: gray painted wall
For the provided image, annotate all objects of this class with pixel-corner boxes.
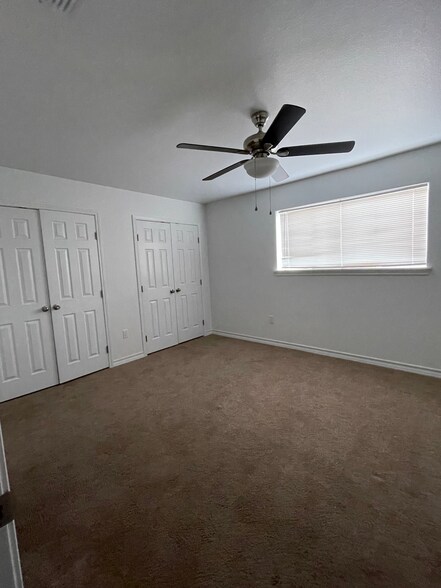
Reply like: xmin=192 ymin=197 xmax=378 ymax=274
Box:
xmin=0 ymin=167 xmax=212 ymax=366
xmin=206 ymin=143 xmax=441 ymax=373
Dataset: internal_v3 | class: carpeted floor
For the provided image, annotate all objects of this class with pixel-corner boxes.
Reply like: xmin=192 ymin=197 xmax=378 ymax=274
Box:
xmin=0 ymin=335 xmax=440 ymax=587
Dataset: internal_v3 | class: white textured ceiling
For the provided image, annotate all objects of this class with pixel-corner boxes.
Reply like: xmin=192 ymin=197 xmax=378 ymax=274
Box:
xmin=0 ymin=0 xmax=440 ymax=203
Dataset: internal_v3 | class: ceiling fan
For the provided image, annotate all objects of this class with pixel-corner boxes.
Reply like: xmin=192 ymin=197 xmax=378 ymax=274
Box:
xmin=177 ymin=104 xmax=355 ymax=182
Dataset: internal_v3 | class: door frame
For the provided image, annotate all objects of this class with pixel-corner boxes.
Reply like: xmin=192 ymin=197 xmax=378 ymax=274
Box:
xmin=0 ymin=423 xmax=23 ymax=588
xmin=132 ymin=216 xmax=205 ymax=357
xmin=0 ymin=204 xmax=112 ymax=366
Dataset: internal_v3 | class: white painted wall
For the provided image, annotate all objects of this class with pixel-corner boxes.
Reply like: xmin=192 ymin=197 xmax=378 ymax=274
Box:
xmin=206 ymin=143 xmax=441 ymax=375
xmin=0 ymin=166 xmax=212 ymax=366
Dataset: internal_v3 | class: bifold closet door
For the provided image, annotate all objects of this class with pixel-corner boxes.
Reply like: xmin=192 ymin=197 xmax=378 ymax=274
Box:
xmin=40 ymin=210 xmax=109 ymax=383
xmin=136 ymin=220 xmax=178 ymax=353
xmin=0 ymin=207 xmax=58 ymax=402
xmin=171 ymin=224 xmax=204 ymax=343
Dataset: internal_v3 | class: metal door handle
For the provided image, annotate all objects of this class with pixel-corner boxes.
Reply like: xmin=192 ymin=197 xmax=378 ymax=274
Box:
xmin=176 ymin=288 xmax=181 ymax=293
xmin=169 ymin=289 xmax=175 ymax=294
xmin=41 ymin=305 xmax=50 ymax=312
xmin=52 ymin=304 xmax=61 ymax=310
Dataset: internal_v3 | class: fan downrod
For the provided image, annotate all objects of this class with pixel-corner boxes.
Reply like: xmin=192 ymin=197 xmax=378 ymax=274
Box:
xmin=244 ymin=111 xmax=270 ymax=154
xmin=251 ymin=110 xmax=269 ymax=130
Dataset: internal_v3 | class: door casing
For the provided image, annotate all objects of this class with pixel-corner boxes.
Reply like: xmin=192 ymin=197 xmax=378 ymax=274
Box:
xmin=0 ymin=204 xmax=111 ymax=370
xmin=0 ymin=423 xmax=23 ymax=587
xmin=132 ymin=216 xmax=205 ymax=356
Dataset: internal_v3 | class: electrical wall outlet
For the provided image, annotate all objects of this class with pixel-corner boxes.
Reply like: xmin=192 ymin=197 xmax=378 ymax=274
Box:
xmin=269 ymin=315 xmax=275 ymax=325
xmin=122 ymin=329 xmax=129 ymax=339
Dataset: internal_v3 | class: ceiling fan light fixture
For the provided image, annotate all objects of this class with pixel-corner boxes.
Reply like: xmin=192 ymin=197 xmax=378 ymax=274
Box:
xmin=244 ymin=157 xmax=279 ymax=179
xmin=177 ymin=104 xmax=355 ymax=182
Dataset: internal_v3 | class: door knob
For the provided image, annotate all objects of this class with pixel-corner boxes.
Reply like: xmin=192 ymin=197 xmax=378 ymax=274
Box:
xmin=41 ymin=305 xmax=50 ymax=312
xmin=52 ymin=304 xmax=61 ymax=310
xmin=176 ymin=288 xmax=181 ymax=293
xmin=169 ymin=289 xmax=175 ymax=294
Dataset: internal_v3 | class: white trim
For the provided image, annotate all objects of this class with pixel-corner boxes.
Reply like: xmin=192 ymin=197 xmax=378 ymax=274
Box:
xmin=274 ymin=266 xmax=432 ymax=276
xmin=0 ymin=425 xmax=24 ymax=588
xmin=111 ymin=351 xmax=145 ymax=367
xmin=132 ymin=216 xmax=149 ymax=357
xmin=92 ymin=210 xmax=113 ymax=364
xmin=212 ymin=330 xmax=441 ymax=379
xmin=5 ymin=523 xmax=24 ymax=588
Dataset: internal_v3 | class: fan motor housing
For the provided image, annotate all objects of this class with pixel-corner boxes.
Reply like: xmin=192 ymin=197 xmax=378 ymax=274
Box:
xmin=243 ymin=131 xmax=266 ymax=154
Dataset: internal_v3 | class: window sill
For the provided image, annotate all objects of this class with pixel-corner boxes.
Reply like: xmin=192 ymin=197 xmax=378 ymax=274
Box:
xmin=274 ymin=266 xmax=432 ymax=276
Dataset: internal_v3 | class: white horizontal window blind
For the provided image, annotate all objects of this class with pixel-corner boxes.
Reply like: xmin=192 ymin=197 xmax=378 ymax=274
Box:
xmin=277 ymin=184 xmax=429 ymax=270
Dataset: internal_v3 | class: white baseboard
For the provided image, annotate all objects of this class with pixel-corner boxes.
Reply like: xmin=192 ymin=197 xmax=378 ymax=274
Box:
xmin=212 ymin=330 xmax=441 ymax=379
xmin=111 ymin=351 xmax=146 ymax=367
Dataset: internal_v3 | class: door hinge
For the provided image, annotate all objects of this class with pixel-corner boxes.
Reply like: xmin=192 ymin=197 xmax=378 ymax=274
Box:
xmin=106 ymin=345 xmax=109 ymax=354
xmin=136 ymin=234 xmax=140 ymax=241
xmin=100 ymin=289 xmax=103 ymax=298
xmin=145 ymin=335 xmax=148 ymax=342
xmin=202 ymin=319 xmax=205 ymax=326
xmin=94 ymin=231 xmax=98 ymax=240
xmin=141 ymin=285 xmax=144 ymax=293
xmin=0 ymin=491 xmax=14 ymax=529
xmin=200 ymin=279 xmax=202 ymax=285
xmin=197 ymin=237 xmax=200 ymax=243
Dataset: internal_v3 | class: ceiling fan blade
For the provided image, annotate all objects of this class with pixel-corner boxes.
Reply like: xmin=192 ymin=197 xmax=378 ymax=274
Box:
xmin=177 ymin=143 xmax=248 ymax=155
xmin=277 ymin=140 xmax=355 ymax=157
xmin=262 ymin=104 xmax=306 ymax=149
xmin=203 ymin=159 xmax=249 ymax=181
xmin=272 ymin=163 xmax=289 ymax=183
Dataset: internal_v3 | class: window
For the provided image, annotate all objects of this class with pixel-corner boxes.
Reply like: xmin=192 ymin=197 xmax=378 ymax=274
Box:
xmin=276 ymin=183 xmax=429 ymax=273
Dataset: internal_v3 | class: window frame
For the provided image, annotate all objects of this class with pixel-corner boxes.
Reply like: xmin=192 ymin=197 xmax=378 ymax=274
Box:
xmin=275 ymin=183 xmax=431 ymax=276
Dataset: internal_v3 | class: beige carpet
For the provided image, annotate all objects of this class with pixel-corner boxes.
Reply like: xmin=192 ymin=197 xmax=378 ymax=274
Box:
xmin=0 ymin=335 xmax=440 ymax=587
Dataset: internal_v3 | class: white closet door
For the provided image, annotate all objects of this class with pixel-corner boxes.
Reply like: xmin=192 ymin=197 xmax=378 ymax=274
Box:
xmin=136 ymin=220 xmax=178 ymax=353
xmin=0 ymin=423 xmax=23 ymax=588
xmin=0 ymin=207 xmax=58 ymax=402
xmin=171 ymin=224 xmax=204 ymax=343
xmin=40 ymin=210 xmax=108 ymax=383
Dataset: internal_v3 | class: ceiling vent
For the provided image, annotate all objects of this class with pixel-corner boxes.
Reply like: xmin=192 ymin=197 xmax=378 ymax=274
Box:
xmin=38 ymin=0 xmax=80 ymax=12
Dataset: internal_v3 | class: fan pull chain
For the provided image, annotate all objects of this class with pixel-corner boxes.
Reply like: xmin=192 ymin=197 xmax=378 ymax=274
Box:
xmin=254 ymin=159 xmax=258 ymax=211
xmin=268 ymin=176 xmax=272 ymax=215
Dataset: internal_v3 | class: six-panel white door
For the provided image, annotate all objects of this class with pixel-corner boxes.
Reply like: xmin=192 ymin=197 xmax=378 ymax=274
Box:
xmin=0 ymin=208 xmax=58 ymax=402
xmin=137 ymin=221 xmax=179 ymax=353
xmin=171 ymin=224 xmax=204 ymax=343
xmin=0 ymin=208 xmax=205 ymax=398
xmin=40 ymin=210 xmax=109 ymax=383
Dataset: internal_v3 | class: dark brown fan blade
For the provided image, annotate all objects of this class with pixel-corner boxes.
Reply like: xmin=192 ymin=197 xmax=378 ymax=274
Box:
xmin=277 ymin=141 xmax=355 ymax=157
xmin=177 ymin=143 xmax=248 ymax=155
xmin=202 ymin=159 xmax=249 ymax=181
xmin=262 ymin=104 xmax=306 ymax=149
